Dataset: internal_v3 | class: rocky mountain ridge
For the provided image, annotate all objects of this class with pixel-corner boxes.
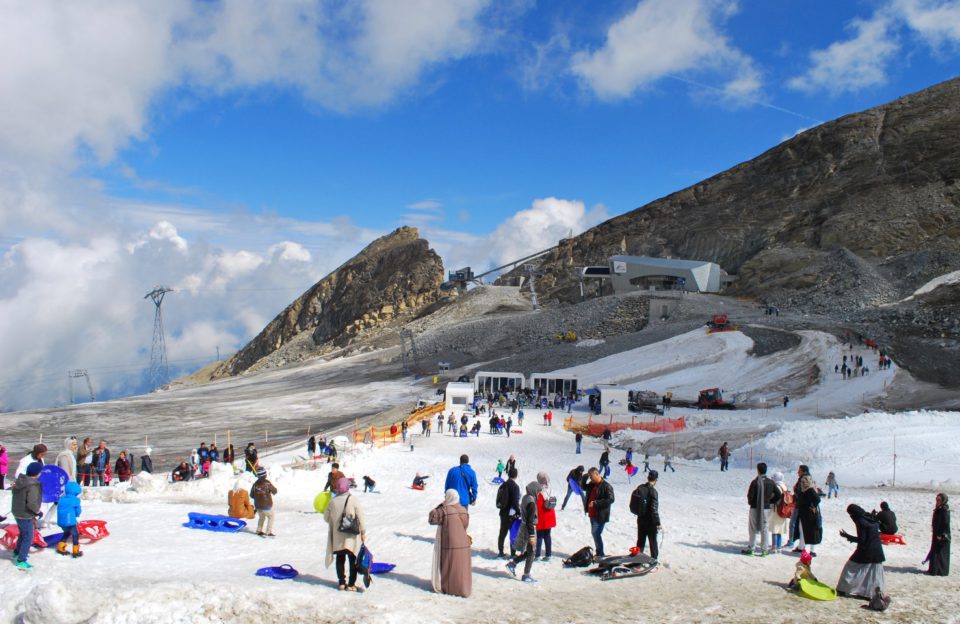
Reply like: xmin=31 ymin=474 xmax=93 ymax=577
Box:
xmin=212 ymin=226 xmax=444 ymax=378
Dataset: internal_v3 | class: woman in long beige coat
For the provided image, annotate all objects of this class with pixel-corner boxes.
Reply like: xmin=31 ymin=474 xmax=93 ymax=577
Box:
xmin=428 ymin=488 xmax=472 ymax=597
xmin=324 ymin=477 xmax=367 ymax=591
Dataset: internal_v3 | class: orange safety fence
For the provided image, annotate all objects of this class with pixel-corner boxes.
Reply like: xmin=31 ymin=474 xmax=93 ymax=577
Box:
xmin=353 ymin=401 xmax=446 ymax=447
xmin=563 ymin=414 xmax=686 ymax=436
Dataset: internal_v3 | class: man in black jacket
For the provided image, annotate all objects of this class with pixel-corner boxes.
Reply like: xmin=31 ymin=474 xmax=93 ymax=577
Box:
xmin=497 ymin=468 xmax=521 ymax=558
xmin=583 ymin=467 xmax=615 ymax=557
xmin=632 ymin=470 xmax=661 ymax=559
xmin=742 ymin=462 xmax=781 ymax=556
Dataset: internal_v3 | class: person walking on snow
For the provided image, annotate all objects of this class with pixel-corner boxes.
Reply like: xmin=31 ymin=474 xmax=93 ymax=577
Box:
xmin=583 ymin=467 xmax=614 ymax=557
xmin=496 ymin=468 xmax=521 ymax=558
xmin=505 ymin=455 xmax=517 ymax=477
xmin=718 ymin=442 xmax=731 ymax=472
xmin=742 ymin=462 xmax=781 ymax=556
xmin=926 ymin=493 xmax=950 ymax=576
xmin=663 ymin=454 xmax=676 ymax=473
xmin=793 ymin=468 xmax=822 ymax=556
xmin=429 ymin=488 xmax=472 ymax=597
xmin=534 ymin=472 xmax=556 ymax=561
xmin=575 ymin=432 xmax=583 ymax=454
xmin=324 ymin=477 xmax=367 ymax=592
xmin=251 ymin=467 xmax=277 ymax=537
xmin=55 ymin=481 xmax=84 ymax=558
xmin=11 ymin=462 xmax=44 ymax=569
xmin=506 ymin=481 xmax=542 ymax=583
xmin=56 ymin=437 xmax=78 ymax=483
xmin=444 ymin=455 xmax=478 ymax=509
xmin=826 ymin=471 xmax=839 ymax=498
xmin=769 ymin=472 xmax=789 ymax=552
xmin=836 ymin=504 xmax=886 ymax=598
xmin=631 ymin=470 xmax=661 ymax=560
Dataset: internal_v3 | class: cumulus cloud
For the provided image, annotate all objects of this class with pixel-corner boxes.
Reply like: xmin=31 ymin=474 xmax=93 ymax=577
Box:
xmin=893 ymin=0 xmax=960 ymax=50
xmin=425 ymin=197 xmax=609 ymax=278
xmin=788 ymin=15 xmax=899 ymax=94
xmin=571 ymin=0 xmax=760 ymax=101
xmin=0 ymin=0 xmax=498 ymax=169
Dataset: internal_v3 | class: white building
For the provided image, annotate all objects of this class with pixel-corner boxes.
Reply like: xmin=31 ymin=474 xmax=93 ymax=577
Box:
xmin=444 ymin=382 xmax=475 ymax=414
xmin=529 ymin=373 xmax=579 ymax=397
xmin=582 ymin=255 xmax=730 ymax=294
xmin=474 ymin=371 xmax=525 ymax=394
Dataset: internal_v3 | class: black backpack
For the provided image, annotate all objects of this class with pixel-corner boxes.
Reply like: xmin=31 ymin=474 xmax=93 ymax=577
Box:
xmin=496 ymin=482 xmax=509 ymax=510
xmin=630 ymin=484 xmax=650 ymax=517
xmin=563 ymin=546 xmax=594 ymax=568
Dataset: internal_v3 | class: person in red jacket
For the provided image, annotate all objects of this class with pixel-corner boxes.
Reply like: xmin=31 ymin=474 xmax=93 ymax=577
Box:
xmin=115 ymin=451 xmax=132 ymax=482
xmin=534 ymin=471 xmax=557 ymax=561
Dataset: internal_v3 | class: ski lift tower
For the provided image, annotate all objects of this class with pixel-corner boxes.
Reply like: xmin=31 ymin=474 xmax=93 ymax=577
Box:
xmin=67 ymin=369 xmax=95 ymax=403
xmin=145 ymin=286 xmax=173 ymax=390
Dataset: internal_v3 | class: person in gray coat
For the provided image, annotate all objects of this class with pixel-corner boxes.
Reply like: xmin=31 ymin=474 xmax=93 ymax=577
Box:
xmin=506 ymin=481 xmax=542 ymax=583
xmin=11 ymin=462 xmax=44 ymax=568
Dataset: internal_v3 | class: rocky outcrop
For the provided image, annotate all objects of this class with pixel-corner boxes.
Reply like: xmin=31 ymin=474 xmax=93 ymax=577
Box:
xmin=498 ymin=77 xmax=960 ymax=309
xmin=213 ymin=227 xmax=444 ymax=377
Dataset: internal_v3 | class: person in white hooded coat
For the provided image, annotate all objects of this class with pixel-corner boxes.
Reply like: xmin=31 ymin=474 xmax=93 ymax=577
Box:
xmin=56 ymin=437 xmax=78 ymax=482
xmin=324 ymin=476 xmax=367 ymax=591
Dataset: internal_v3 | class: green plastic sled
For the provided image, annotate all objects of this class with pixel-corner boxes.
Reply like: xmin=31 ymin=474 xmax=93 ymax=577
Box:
xmin=798 ymin=579 xmax=837 ymax=601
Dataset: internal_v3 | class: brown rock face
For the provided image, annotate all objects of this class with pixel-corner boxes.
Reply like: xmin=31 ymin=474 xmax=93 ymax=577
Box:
xmin=499 ymin=78 xmax=960 ymax=307
xmin=214 ymin=226 xmax=443 ymax=377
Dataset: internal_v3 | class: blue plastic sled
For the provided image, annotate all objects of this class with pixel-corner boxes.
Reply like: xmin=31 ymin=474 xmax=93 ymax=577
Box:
xmin=371 ymin=562 xmax=395 ymax=574
xmin=39 ymin=465 xmax=69 ymax=503
xmin=568 ymin=477 xmax=583 ymax=496
xmin=182 ymin=512 xmax=247 ymax=532
xmin=256 ymin=564 xmax=299 ymax=580
xmin=43 ymin=532 xmax=64 ymax=547
xmin=509 ymin=517 xmax=521 ymax=543
xmin=491 ymin=477 xmax=504 ymax=484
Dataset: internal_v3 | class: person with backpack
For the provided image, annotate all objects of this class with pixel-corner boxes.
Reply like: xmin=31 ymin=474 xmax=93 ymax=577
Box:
xmin=444 ymin=455 xmax=478 ymax=509
xmin=630 ymin=470 xmax=661 ymax=560
xmin=496 ymin=468 xmax=521 ymax=558
xmin=506 ymin=481 xmax=542 ymax=583
xmin=769 ymin=471 xmax=791 ymax=552
xmin=562 ymin=465 xmax=585 ymax=511
xmin=583 ymin=467 xmax=614 ymax=558
xmin=741 ymin=462 xmax=781 ymax=556
xmin=718 ymin=442 xmax=731 ymax=472
xmin=534 ymin=472 xmax=557 ymax=561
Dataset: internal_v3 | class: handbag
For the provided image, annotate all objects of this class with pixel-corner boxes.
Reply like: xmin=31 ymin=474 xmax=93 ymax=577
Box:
xmin=339 ymin=495 xmax=361 ymax=535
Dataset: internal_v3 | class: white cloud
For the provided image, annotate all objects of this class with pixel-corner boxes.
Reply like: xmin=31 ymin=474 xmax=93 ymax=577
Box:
xmin=424 ymin=197 xmax=609 ymax=278
xmin=571 ymin=0 xmax=760 ymax=101
xmin=893 ymin=0 xmax=960 ymax=49
xmin=788 ymin=15 xmax=900 ymax=94
xmin=268 ymin=241 xmax=312 ymax=264
xmin=0 ymin=0 xmax=499 ymax=169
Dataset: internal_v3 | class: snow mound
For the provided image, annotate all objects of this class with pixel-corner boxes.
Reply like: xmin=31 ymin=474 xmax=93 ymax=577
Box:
xmin=575 ymin=338 xmax=605 ymax=348
xmin=913 ymin=269 xmax=960 ymax=296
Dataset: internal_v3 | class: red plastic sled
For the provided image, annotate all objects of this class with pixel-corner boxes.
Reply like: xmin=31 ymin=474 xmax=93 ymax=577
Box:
xmin=879 ymin=533 xmax=905 ymax=545
xmin=512 ymin=429 xmax=524 ymax=434
xmin=0 ymin=524 xmax=47 ymax=551
xmin=410 ymin=485 xmax=425 ymax=491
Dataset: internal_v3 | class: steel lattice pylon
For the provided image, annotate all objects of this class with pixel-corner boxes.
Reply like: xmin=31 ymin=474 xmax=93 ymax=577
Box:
xmin=67 ymin=369 xmax=95 ymax=403
xmin=145 ymin=287 xmax=173 ymax=390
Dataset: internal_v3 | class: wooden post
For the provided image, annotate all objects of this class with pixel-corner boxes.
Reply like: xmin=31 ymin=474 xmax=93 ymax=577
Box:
xmin=892 ymin=435 xmax=897 ymax=487
xmin=39 ymin=433 xmax=43 ymax=444
xmin=144 ymin=435 xmax=148 ymax=450
xmin=214 ymin=432 xmax=217 ymax=446
xmin=265 ymin=430 xmax=268 ymax=444
xmin=749 ymin=434 xmax=754 ymax=468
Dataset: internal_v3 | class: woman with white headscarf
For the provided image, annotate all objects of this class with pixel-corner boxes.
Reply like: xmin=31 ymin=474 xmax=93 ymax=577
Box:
xmin=428 ymin=488 xmax=472 ymax=597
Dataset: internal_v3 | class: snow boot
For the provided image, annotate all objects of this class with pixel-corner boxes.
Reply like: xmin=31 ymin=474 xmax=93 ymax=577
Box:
xmin=56 ymin=541 xmax=69 ymax=556
xmin=521 ymin=575 xmax=537 ymax=583
xmin=15 ymin=560 xmax=31 ymax=570
xmin=72 ymin=545 xmax=83 ymax=558
xmin=505 ymin=561 xmax=517 ymax=577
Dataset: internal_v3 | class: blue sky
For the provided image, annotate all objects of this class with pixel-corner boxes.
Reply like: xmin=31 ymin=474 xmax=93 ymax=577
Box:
xmin=1 ymin=0 xmax=959 ymax=410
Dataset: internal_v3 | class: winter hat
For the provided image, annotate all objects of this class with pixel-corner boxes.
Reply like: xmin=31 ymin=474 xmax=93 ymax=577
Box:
xmin=772 ymin=471 xmax=784 ymax=485
xmin=145 ymin=448 xmax=152 ymax=456
xmin=800 ymin=550 xmax=813 ymax=566
xmin=335 ymin=477 xmax=351 ymax=494
xmin=525 ymin=481 xmax=542 ymax=497
xmin=26 ymin=461 xmax=43 ymax=476
xmin=647 ymin=470 xmax=659 ymax=481
xmin=536 ymin=471 xmax=550 ymax=487
xmin=255 ymin=467 xmax=267 ymax=478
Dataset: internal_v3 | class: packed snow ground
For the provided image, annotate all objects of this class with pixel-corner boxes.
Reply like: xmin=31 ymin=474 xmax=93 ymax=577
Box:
xmin=1 ymin=329 xmax=957 ymax=623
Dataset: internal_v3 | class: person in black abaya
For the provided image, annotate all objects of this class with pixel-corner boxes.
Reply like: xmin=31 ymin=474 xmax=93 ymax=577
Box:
xmin=926 ymin=493 xmax=951 ymax=577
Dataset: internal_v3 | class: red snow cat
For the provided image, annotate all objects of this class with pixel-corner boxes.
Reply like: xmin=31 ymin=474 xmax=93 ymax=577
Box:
xmin=697 ymin=388 xmax=735 ymax=410
xmin=705 ymin=313 xmax=736 ymax=333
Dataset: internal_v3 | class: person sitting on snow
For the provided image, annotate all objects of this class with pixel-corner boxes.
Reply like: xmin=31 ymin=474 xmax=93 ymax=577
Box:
xmin=870 ymin=501 xmax=898 ymax=536
xmin=363 ymin=476 xmax=376 ymax=493
xmin=788 ymin=550 xmax=818 ymax=590
xmin=171 ymin=461 xmax=192 ymax=482
xmin=412 ymin=473 xmax=429 ymax=488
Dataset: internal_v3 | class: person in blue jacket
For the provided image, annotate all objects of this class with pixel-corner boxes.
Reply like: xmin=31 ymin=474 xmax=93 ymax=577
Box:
xmin=56 ymin=481 xmax=84 ymax=558
xmin=444 ymin=454 xmax=478 ymax=510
